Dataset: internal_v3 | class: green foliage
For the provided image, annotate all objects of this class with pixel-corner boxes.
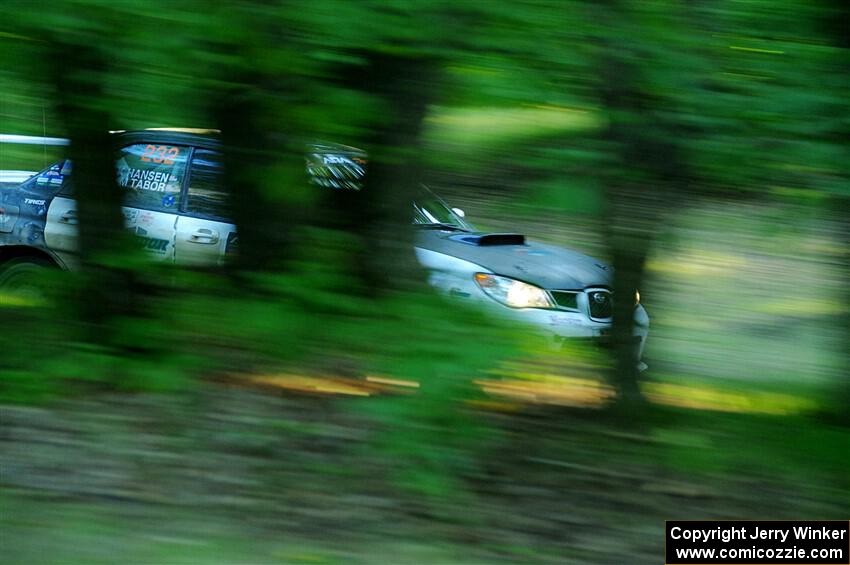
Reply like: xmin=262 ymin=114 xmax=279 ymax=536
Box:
xmin=1 ymin=0 xmax=849 ymax=535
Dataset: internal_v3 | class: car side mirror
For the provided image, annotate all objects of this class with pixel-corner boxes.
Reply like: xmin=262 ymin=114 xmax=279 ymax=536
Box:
xmin=451 ymin=207 xmax=465 ymax=218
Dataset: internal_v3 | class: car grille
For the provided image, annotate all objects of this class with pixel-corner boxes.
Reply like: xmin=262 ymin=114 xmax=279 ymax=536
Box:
xmin=587 ymin=290 xmax=613 ymax=320
xmin=551 ymin=290 xmax=579 ymax=310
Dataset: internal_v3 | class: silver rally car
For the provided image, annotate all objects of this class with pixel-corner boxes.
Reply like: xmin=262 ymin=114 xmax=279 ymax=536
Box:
xmin=413 ymin=191 xmax=649 ymax=361
xmin=0 ymin=129 xmax=649 ymax=362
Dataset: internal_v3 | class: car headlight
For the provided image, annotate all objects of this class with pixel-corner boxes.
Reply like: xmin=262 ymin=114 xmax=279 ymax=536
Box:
xmin=473 ymin=273 xmax=554 ymax=309
xmin=635 ymin=289 xmax=640 ymax=305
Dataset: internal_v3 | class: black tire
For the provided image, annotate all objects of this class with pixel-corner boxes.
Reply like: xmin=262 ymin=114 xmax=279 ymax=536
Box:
xmin=0 ymin=257 xmax=54 ymax=305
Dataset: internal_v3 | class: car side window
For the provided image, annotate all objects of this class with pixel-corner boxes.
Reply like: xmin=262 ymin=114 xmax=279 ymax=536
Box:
xmin=186 ymin=149 xmax=228 ymax=220
xmin=21 ymin=159 xmax=72 ymax=196
xmin=115 ymin=143 xmax=188 ymax=212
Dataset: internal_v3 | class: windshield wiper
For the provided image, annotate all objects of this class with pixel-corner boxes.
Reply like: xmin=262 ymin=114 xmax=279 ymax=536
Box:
xmin=415 ymin=222 xmax=470 ymax=232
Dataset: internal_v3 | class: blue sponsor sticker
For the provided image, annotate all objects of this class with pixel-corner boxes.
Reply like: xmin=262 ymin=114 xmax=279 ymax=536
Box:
xmin=162 ymin=194 xmax=176 ymax=207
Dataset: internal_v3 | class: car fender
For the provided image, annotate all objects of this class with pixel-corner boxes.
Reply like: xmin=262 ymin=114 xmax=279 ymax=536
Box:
xmin=414 ymin=246 xmax=490 ymax=300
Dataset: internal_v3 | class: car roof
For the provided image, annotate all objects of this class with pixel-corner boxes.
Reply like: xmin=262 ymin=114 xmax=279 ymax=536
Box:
xmin=112 ymin=129 xmax=221 ymax=150
xmin=111 ymin=130 xmax=366 ymax=158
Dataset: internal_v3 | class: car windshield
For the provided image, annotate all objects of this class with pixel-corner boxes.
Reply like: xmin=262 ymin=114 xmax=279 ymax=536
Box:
xmin=413 ymin=187 xmax=472 ymax=231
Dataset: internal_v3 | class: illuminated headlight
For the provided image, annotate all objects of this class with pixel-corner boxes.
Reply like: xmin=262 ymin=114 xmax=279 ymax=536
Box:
xmin=635 ymin=289 xmax=641 ymax=305
xmin=473 ymin=273 xmax=554 ymax=309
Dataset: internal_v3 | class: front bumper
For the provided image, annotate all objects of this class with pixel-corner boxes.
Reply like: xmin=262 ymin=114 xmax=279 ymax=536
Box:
xmin=418 ymin=253 xmax=649 ymax=361
xmin=485 ymin=301 xmax=650 ymax=361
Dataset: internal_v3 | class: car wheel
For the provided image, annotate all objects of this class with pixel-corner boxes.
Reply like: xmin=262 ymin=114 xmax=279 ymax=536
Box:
xmin=0 ymin=257 xmax=53 ymax=306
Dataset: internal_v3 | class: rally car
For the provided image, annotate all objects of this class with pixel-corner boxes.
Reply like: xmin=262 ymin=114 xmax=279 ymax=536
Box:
xmin=0 ymin=129 xmax=649 ymax=362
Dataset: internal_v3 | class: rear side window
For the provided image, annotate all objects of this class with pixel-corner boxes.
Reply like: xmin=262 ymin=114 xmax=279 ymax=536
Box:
xmin=22 ymin=160 xmax=72 ymax=196
xmin=186 ymin=149 xmax=228 ymax=220
xmin=115 ymin=143 xmax=188 ymax=212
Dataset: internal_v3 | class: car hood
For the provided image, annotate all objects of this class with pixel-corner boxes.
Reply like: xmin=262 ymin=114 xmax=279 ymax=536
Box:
xmin=414 ymin=229 xmax=612 ymax=290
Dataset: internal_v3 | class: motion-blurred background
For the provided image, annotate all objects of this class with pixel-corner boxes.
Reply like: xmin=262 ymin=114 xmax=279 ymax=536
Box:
xmin=1 ymin=1 xmax=848 ymax=563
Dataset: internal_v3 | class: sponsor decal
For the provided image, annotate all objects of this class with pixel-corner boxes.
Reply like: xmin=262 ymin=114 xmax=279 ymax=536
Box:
xmin=122 ymin=208 xmax=140 ymax=224
xmin=138 ymin=236 xmax=169 ymax=253
xmin=116 ymin=152 xmax=182 ymax=193
xmin=322 ymin=155 xmax=353 ymax=165
xmin=549 ymin=314 xmax=582 ymax=326
xmin=162 ymin=194 xmax=176 ymax=207
xmin=132 ymin=226 xmax=169 ymax=255
xmin=306 ymin=151 xmax=365 ymax=191
xmin=513 ymin=247 xmax=547 ymax=257
xmin=24 ymin=198 xmax=45 ymax=206
xmin=140 ymin=145 xmax=180 ymax=165
xmin=119 ymin=168 xmax=179 ymax=192
xmin=34 ymin=163 xmax=67 ymax=188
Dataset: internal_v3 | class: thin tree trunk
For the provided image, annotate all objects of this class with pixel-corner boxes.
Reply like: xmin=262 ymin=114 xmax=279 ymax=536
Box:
xmin=606 ymin=191 xmax=653 ymax=410
xmin=592 ymin=3 xmax=686 ymax=411
xmin=822 ymin=0 xmax=850 ymax=425
xmin=831 ymin=205 xmax=850 ymax=424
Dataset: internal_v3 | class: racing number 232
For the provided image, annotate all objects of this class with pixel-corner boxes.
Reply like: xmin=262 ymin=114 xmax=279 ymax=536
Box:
xmin=140 ymin=145 xmax=180 ymax=165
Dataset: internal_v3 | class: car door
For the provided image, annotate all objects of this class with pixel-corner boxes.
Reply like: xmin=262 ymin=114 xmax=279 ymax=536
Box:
xmin=115 ymin=142 xmax=188 ymax=262
xmin=41 ymin=161 xmax=80 ymax=268
xmin=45 ymin=143 xmax=189 ymax=265
xmin=174 ymin=148 xmax=236 ymax=267
xmin=43 ymin=194 xmax=79 ymax=268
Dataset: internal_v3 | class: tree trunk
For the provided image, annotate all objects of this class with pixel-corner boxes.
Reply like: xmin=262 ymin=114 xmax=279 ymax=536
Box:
xmin=606 ymin=188 xmax=653 ymax=411
xmin=822 ymin=0 xmax=850 ymax=424
xmin=592 ymin=3 xmax=687 ymax=411
xmin=49 ymin=39 xmax=135 ymax=339
xmin=212 ymin=71 xmax=300 ymax=275
xmin=322 ymin=52 xmax=438 ymax=294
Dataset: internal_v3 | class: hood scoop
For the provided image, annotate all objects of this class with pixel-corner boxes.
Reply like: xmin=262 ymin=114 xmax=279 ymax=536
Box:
xmin=450 ymin=233 xmax=526 ymax=246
